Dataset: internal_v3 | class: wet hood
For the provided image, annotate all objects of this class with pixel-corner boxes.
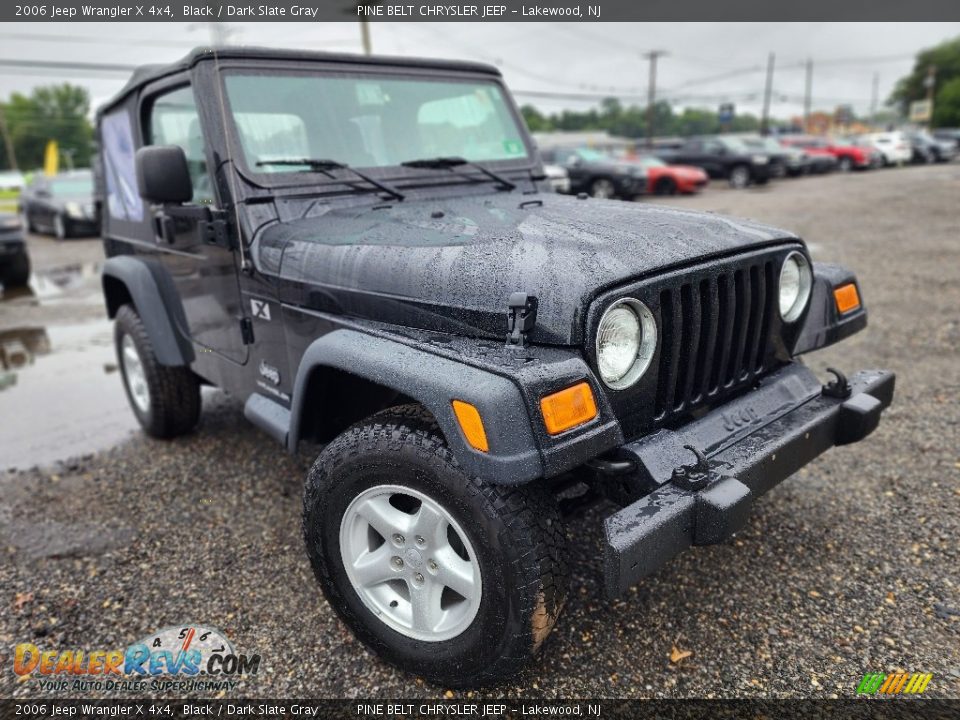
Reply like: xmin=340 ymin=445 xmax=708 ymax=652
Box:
xmin=263 ymin=193 xmax=799 ymax=345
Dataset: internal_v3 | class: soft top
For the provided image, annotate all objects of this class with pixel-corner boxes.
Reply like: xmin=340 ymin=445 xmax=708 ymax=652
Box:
xmin=100 ymin=46 xmax=501 ymax=115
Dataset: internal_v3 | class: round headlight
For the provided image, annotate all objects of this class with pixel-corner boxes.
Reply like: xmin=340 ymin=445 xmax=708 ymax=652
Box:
xmin=595 ymin=298 xmax=657 ymax=389
xmin=779 ymin=251 xmax=812 ymax=322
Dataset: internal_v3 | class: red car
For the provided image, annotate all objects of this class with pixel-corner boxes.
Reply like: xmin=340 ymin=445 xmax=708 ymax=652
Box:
xmin=634 ymin=155 xmax=709 ymax=195
xmin=780 ymin=136 xmax=879 ymax=172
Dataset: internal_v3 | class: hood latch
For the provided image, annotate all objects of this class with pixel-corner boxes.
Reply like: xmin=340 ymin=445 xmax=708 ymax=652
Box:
xmin=506 ymin=292 xmax=538 ymax=348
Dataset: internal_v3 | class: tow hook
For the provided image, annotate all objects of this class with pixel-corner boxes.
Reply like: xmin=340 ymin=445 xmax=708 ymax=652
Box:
xmin=671 ymin=445 xmax=712 ymax=491
xmin=822 ymin=367 xmax=852 ymax=399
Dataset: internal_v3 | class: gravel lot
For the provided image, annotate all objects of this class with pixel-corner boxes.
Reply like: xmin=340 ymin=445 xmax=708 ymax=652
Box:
xmin=1 ymin=164 xmax=958 ymax=699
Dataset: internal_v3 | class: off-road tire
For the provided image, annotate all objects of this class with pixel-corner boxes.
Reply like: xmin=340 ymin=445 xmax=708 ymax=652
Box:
xmin=114 ymin=304 xmax=201 ymax=439
xmin=3 ymin=249 xmax=30 ymax=287
xmin=302 ymin=404 xmax=568 ymax=687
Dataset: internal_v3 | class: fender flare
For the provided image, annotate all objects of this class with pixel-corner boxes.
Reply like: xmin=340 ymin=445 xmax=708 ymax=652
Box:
xmin=101 ymin=255 xmax=194 ymax=367
xmin=288 ymin=329 xmax=544 ymax=485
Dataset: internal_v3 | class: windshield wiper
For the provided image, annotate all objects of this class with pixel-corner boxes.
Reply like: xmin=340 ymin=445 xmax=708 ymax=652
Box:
xmin=401 ymin=156 xmax=516 ymax=191
xmin=255 ymin=158 xmax=405 ymax=202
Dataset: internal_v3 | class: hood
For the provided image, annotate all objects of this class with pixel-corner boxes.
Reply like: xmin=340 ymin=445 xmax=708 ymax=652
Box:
xmin=263 ymin=193 xmax=799 ymax=345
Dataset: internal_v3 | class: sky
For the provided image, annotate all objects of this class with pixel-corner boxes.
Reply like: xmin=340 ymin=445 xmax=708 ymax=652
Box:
xmin=1 ymin=22 xmax=958 ymax=120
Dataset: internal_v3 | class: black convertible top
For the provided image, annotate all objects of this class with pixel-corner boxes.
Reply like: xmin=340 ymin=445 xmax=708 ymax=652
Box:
xmin=100 ymin=46 xmax=501 ymax=114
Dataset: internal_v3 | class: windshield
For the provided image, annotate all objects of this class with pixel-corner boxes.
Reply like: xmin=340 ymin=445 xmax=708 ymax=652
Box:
xmin=49 ymin=176 xmax=92 ymax=196
xmin=719 ymin=137 xmax=750 ymax=152
xmin=637 ymin=156 xmax=666 ymax=168
xmin=571 ymin=148 xmax=609 ymax=162
xmin=223 ymin=71 xmax=529 ymax=174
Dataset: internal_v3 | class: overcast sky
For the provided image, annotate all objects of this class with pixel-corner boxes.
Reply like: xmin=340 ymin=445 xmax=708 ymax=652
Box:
xmin=1 ymin=22 xmax=958 ymax=119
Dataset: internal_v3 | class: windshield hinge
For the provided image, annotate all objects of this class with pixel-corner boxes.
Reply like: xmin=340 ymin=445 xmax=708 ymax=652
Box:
xmin=201 ymin=210 xmax=234 ymax=250
xmin=506 ymin=292 xmax=538 ymax=348
xmin=240 ymin=317 xmax=255 ymax=345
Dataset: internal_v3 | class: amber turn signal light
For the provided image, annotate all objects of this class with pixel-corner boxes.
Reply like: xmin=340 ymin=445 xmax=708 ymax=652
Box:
xmin=452 ymin=400 xmax=489 ymax=452
xmin=541 ymin=382 xmax=598 ymax=436
xmin=834 ymin=283 xmax=861 ymax=314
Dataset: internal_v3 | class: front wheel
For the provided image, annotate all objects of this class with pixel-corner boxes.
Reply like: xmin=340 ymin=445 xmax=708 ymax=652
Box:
xmin=654 ymin=177 xmax=677 ymax=195
xmin=114 ymin=304 xmax=201 ymax=438
xmin=53 ymin=214 xmax=68 ymax=240
xmin=728 ymin=164 xmax=751 ymax=189
xmin=303 ymin=405 xmax=568 ymax=687
xmin=838 ymin=156 xmax=853 ymax=172
xmin=589 ymin=177 xmax=617 ymax=199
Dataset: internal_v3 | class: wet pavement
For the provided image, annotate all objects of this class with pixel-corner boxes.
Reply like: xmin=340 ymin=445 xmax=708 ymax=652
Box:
xmin=0 ymin=165 xmax=958 ymax=699
xmin=0 ymin=239 xmax=141 ymax=469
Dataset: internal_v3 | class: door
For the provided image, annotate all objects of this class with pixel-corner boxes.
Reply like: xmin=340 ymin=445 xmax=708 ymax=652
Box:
xmin=143 ymin=83 xmax=248 ymax=364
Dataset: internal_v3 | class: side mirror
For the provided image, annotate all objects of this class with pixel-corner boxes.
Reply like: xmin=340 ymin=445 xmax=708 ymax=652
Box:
xmin=136 ymin=145 xmax=192 ymax=204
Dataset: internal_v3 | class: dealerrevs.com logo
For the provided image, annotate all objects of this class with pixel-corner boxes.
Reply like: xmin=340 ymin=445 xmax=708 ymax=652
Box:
xmin=857 ymin=672 xmax=933 ymax=696
xmin=13 ymin=625 xmax=260 ymax=693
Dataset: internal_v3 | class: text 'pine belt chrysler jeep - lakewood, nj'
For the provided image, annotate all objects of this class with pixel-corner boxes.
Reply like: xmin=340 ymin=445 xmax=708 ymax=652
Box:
xmin=96 ymin=48 xmax=894 ymax=687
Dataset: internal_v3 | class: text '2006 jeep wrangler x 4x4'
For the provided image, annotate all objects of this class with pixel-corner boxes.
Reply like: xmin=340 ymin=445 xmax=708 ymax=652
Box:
xmin=96 ymin=48 xmax=894 ymax=687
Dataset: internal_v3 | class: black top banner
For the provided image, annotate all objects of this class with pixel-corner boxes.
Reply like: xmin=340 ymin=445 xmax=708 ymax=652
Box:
xmin=2 ymin=0 xmax=959 ymax=22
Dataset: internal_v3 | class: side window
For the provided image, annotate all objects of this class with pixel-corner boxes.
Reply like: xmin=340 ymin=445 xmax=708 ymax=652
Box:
xmin=704 ymin=140 xmax=724 ymax=154
xmin=146 ymin=85 xmax=213 ymax=204
xmin=100 ymin=109 xmax=143 ymax=222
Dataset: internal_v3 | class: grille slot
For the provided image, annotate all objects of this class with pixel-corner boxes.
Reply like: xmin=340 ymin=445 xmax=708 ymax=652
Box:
xmin=654 ymin=259 xmax=777 ymax=419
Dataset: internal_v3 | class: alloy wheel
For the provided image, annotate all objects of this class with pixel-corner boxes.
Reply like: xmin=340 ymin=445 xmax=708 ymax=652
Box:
xmin=339 ymin=484 xmax=482 ymax=642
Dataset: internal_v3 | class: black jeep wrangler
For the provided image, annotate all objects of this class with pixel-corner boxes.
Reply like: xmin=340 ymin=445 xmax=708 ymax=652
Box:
xmin=96 ymin=48 xmax=894 ymax=687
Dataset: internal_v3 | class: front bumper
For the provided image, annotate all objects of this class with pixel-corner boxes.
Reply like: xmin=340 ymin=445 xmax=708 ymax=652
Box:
xmin=602 ymin=363 xmax=894 ymax=597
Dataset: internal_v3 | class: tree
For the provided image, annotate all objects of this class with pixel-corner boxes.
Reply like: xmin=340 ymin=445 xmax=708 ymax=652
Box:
xmin=932 ymin=76 xmax=960 ymax=127
xmin=889 ymin=35 xmax=960 ymax=127
xmin=0 ymin=84 xmax=93 ymax=170
xmin=520 ymin=104 xmax=552 ymax=133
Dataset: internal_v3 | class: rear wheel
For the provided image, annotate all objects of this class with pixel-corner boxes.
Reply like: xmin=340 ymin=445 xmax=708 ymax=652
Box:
xmin=114 ymin=304 xmax=201 ymax=439
xmin=2 ymin=249 xmax=30 ymax=287
xmin=654 ymin=177 xmax=677 ymax=195
xmin=590 ymin=177 xmax=617 ymax=199
xmin=838 ymin=156 xmax=853 ymax=172
xmin=303 ymin=405 xmax=568 ymax=687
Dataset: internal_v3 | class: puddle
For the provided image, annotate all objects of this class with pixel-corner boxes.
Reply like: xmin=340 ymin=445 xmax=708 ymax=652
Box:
xmin=0 ymin=261 xmax=104 ymax=308
xmin=0 ymin=320 xmax=139 ymax=469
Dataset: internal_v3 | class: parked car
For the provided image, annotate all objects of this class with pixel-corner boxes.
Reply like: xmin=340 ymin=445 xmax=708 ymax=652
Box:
xmin=0 ymin=212 xmax=30 ymax=287
xmin=654 ymin=136 xmax=771 ymax=188
xmin=539 ymin=147 xmax=646 ymax=199
xmin=0 ymin=170 xmax=26 ymax=193
xmin=18 ymin=170 xmax=99 ymax=239
xmin=860 ymin=131 xmax=912 ymax=166
xmin=780 ymin=136 xmax=879 ymax=172
xmin=631 ymin=155 xmax=708 ymax=194
xmin=542 ymin=163 xmax=571 ymax=193
xmin=97 ymin=46 xmax=894 ymax=687
xmin=907 ymin=130 xmax=958 ymax=163
xmin=931 ymin=128 xmax=960 ymax=150
xmin=739 ymin=135 xmax=810 ymax=178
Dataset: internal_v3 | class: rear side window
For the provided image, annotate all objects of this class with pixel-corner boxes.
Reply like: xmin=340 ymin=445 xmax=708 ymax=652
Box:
xmin=146 ymin=85 xmax=214 ymax=204
xmin=100 ymin=109 xmax=143 ymax=222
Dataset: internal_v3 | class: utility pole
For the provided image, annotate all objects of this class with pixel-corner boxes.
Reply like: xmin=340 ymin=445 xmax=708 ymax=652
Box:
xmin=803 ymin=58 xmax=813 ymax=133
xmin=924 ymin=64 xmax=937 ymax=128
xmin=760 ymin=52 xmax=775 ymax=135
xmin=360 ymin=19 xmax=372 ymax=55
xmin=0 ymin=105 xmax=17 ymax=171
xmin=870 ymin=72 xmax=879 ymax=127
xmin=643 ymin=50 xmax=667 ymax=149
